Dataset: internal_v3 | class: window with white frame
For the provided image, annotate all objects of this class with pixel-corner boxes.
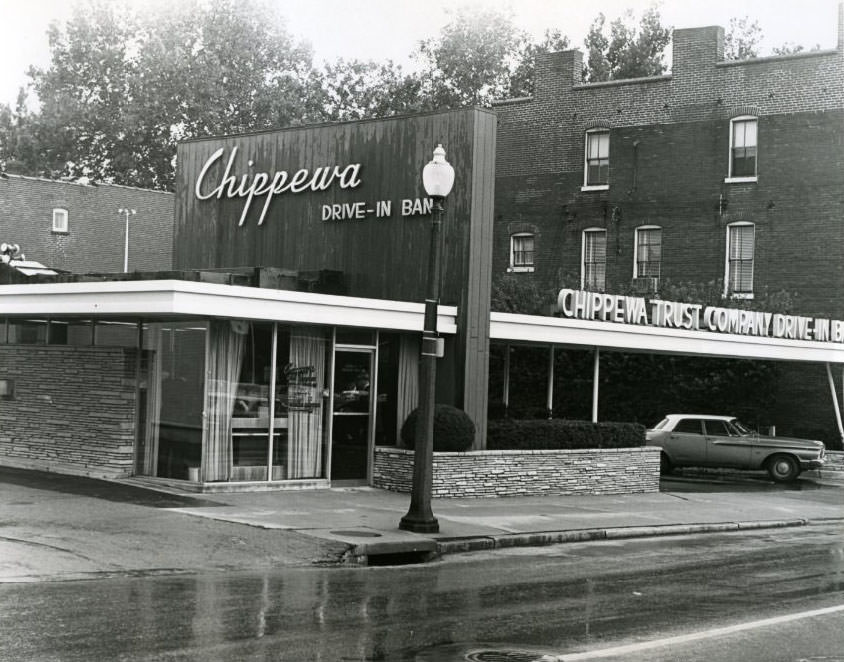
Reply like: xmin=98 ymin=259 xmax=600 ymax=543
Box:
xmin=583 ymin=129 xmax=610 ymax=188
xmin=52 ymin=208 xmax=69 ymax=233
xmin=582 ymin=228 xmax=607 ymax=291
xmin=634 ymin=226 xmax=662 ymax=280
xmin=509 ymin=233 xmax=535 ymax=272
xmin=726 ymin=223 xmax=755 ymax=297
xmin=728 ymin=117 xmax=757 ymax=180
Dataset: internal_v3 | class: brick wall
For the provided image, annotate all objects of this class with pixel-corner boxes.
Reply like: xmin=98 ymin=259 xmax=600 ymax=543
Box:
xmin=494 ymin=29 xmax=844 ymax=317
xmin=0 ymin=175 xmax=174 ymax=274
xmin=373 ymin=446 xmax=660 ymax=497
xmin=0 ymin=345 xmax=138 ymax=478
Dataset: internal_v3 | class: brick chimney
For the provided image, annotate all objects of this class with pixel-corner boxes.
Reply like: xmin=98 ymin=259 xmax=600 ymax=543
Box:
xmin=534 ymin=50 xmax=583 ymax=101
xmin=672 ymin=26 xmax=725 ymax=73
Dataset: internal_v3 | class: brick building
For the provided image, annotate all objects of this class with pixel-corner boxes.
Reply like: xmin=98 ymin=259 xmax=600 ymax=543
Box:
xmin=495 ymin=18 xmax=844 ymax=313
xmin=491 ymin=10 xmax=844 ymax=439
xmin=0 ymin=174 xmax=174 ymax=274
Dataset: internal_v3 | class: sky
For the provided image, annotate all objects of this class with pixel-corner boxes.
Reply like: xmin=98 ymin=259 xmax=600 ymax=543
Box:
xmin=0 ymin=0 xmax=840 ymax=108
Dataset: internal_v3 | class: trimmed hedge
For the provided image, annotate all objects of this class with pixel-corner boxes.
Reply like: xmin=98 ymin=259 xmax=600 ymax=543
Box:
xmin=487 ymin=419 xmax=646 ymax=450
xmin=401 ymin=404 xmax=476 ymax=452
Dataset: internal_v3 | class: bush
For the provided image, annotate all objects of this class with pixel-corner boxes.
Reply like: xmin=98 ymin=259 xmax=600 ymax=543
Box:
xmin=486 ymin=419 xmax=645 ymax=450
xmin=401 ymin=404 xmax=476 ymax=452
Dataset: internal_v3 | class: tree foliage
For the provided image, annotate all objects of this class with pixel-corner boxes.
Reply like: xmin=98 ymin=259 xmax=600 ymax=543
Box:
xmin=724 ymin=16 xmax=764 ymax=60
xmin=3 ymin=0 xmax=323 ymax=189
xmin=583 ymin=6 xmax=671 ymax=82
xmin=413 ymin=6 xmax=534 ymax=108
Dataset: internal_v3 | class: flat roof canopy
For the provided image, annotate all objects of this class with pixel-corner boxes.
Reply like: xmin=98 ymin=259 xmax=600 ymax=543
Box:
xmin=490 ymin=312 xmax=844 ymax=364
xmin=0 ymin=280 xmax=458 ymax=334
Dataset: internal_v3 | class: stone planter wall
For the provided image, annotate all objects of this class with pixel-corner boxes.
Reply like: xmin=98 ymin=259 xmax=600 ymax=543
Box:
xmin=825 ymin=450 xmax=844 ymax=472
xmin=373 ymin=446 xmax=660 ymax=498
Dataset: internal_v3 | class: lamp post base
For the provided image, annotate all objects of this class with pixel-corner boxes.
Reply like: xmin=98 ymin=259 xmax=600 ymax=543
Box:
xmin=398 ymin=512 xmax=440 ymax=533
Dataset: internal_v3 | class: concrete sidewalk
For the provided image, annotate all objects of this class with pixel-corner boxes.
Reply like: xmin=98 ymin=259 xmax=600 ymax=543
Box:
xmin=155 ymin=470 xmax=844 ymax=565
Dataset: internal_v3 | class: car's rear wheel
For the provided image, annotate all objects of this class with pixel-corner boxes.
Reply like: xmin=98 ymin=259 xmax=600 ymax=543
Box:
xmin=660 ymin=452 xmax=673 ymax=475
xmin=766 ymin=454 xmax=800 ymax=482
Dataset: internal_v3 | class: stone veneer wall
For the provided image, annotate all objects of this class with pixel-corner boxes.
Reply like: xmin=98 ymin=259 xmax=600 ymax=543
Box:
xmin=825 ymin=450 xmax=844 ymax=472
xmin=373 ymin=446 xmax=660 ymax=497
xmin=0 ymin=345 xmax=138 ymax=478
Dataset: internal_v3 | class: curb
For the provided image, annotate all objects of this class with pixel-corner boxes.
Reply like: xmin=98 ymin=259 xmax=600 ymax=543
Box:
xmin=432 ymin=519 xmax=811 ymax=557
xmin=342 ymin=517 xmax=844 ymax=564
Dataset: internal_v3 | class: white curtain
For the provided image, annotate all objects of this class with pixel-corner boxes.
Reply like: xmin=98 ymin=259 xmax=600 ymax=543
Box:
xmin=142 ymin=325 xmax=162 ymax=476
xmin=287 ymin=327 xmax=326 ymax=478
xmin=203 ymin=320 xmax=246 ymax=482
xmin=396 ymin=334 xmax=420 ymax=443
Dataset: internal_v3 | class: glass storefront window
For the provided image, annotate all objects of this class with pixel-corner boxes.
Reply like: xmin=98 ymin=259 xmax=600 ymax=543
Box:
xmin=336 ymin=327 xmax=375 ymax=346
xmin=205 ymin=321 xmax=330 ymax=482
xmin=95 ymin=321 xmax=139 ymax=347
xmin=8 ymin=319 xmax=47 ymax=344
xmin=138 ymin=321 xmax=207 ymax=480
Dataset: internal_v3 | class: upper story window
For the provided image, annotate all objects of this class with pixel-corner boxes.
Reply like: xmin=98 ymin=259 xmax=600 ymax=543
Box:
xmin=508 ymin=233 xmax=535 ymax=272
xmin=727 ymin=117 xmax=757 ymax=182
xmin=634 ymin=226 xmax=662 ymax=280
xmin=52 ymin=208 xmax=69 ymax=233
xmin=583 ymin=129 xmax=610 ymax=190
xmin=581 ymin=228 xmax=607 ymax=291
xmin=725 ymin=222 xmax=755 ymax=298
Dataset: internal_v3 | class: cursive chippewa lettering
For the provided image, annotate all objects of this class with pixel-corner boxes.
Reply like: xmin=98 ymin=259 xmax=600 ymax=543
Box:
xmin=194 ymin=146 xmax=363 ymax=226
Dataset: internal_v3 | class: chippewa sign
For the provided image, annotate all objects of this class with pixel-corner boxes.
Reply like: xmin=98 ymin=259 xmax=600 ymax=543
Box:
xmin=194 ymin=146 xmax=363 ymax=226
xmin=557 ymin=288 xmax=844 ymax=344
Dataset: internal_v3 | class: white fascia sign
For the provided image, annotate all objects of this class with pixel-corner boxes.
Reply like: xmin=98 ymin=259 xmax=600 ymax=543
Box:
xmin=557 ymin=288 xmax=844 ymax=344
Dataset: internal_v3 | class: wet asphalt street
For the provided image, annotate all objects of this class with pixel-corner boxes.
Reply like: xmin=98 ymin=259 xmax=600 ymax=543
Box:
xmin=1 ymin=522 xmax=842 ymax=661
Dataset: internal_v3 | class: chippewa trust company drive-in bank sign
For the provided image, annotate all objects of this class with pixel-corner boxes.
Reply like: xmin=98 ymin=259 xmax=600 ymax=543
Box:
xmin=558 ymin=289 xmax=844 ymax=344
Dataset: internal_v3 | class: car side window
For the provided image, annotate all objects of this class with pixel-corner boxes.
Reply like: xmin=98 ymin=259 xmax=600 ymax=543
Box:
xmin=674 ymin=419 xmax=703 ymax=434
xmin=704 ymin=420 xmax=732 ymax=436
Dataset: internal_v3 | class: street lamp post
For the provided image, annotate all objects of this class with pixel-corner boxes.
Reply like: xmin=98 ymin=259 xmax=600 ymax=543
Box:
xmin=118 ymin=208 xmax=136 ymax=273
xmin=399 ymin=144 xmax=455 ymax=534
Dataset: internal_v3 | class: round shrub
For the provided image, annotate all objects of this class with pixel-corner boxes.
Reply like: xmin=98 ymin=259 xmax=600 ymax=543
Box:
xmin=401 ymin=404 xmax=476 ymax=452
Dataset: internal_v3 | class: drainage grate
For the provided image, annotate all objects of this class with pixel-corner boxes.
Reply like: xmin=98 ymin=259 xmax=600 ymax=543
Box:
xmin=464 ymin=650 xmax=554 ymax=662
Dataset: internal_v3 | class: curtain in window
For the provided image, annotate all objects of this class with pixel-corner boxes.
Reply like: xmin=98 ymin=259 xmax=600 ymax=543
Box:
xmin=396 ymin=334 xmax=420 ymax=442
xmin=729 ymin=224 xmax=755 ymax=293
xmin=287 ymin=327 xmax=327 ymax=478
xmin=203 ymin=320 xmax=246 ymax=481
xmin=636 ymin=228 xmax=662 ymax=278
xmin=732 ymin=119 xmax=757 ymax=177
xmin=511 ymin=234 xmax=535 ymax=267
xmin=586 ymin=131 xmax=610 ymax=185
xmin=142 ymin=325 xmax=162 ymax=476
xmin=583 ymin=230 xmax=607 ymax=291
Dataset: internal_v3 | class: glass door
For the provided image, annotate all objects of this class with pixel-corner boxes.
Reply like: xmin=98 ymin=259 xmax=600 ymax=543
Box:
xmin=331 ymin=349 xmax=374 ymax=481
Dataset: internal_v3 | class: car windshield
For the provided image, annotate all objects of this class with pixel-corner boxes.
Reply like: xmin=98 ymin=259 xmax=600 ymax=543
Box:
xmin=730 ymin=419 xmax=754 ymax=436
xmin=652 ymin=418 xmax=670 ymax=430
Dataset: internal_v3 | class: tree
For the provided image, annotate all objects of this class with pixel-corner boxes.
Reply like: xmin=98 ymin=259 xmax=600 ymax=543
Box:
xmin=724 ymin=17 xmax=813 ymax=60
xmin=583 ymin=6 xmax=671 ymax=82
xmin=413 ymin=6 xmax=534 ymax=108
xmin=316 ymin=59 xmax=425 ymax=121
xmin=11 ymin=0 xmax=324 ymax=190
xmin=724 ymin=16 xmax=763 ymax=60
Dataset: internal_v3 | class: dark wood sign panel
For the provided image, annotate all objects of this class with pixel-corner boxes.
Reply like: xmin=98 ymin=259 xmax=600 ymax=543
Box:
xmin=174 ymin=109 xmax=495 ymax=307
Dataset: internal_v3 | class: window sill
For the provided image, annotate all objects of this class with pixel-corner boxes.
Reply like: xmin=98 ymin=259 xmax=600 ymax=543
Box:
xmin=724 ymin=292 xmax=754 ymax=300
xmin=724 ymin=176 xmax=757 ymax=184
xmin=581 ymin=184 xmax=609 ymax=192
xmin=51 ymin=229 xmax=69 ymax=235
xmin=507 ymin=266 xmax=535 ymax=273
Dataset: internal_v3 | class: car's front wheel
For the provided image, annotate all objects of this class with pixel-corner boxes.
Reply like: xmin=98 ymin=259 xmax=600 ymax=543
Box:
xmin=766 ymin=454 xmax=800 ymax=482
